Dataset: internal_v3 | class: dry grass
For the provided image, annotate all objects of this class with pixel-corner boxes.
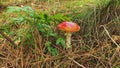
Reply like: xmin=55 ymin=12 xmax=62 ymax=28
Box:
xmin=0 ymin=0 xmax=120 ymax=68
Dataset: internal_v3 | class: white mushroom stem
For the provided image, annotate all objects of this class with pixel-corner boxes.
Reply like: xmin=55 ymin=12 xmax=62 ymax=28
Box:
xmin=66 ymin=32 xmax=72 ymax=48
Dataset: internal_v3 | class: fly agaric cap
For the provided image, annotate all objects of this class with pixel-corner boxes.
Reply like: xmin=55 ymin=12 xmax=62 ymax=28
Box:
xmin=58 ymin=21 xmax=80 ymax=32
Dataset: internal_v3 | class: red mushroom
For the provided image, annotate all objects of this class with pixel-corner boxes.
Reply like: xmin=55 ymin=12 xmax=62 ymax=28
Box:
xmin=58 ymin=21 xmax=80 ymax=48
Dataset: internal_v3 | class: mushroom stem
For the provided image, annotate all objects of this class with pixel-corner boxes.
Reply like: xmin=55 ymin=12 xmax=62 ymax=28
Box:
xmin=66 ymin=32 xmax=72 ymax=48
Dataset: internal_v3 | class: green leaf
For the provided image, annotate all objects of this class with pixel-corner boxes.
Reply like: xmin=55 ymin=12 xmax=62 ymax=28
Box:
xmin=49 ymin=32 xmax=57 ymax=38
xmin=53 ymin=13 xmax=71 ymax=21
xmin=45 ymin=41 xmax=58 ymax=56
xmin=51 ymin=48 xmax=58 ymax=56
xmin=6 ymin=6 xmax=35 ymax=17
xmin=6 ymin=6 xmax=22 ymax=13
xmin=45 ymin=41 xmax=51 ymax=47
xmin=23 ymin=6 xmax=35 ymax=17
xmin=11 ymin=17 xmax=25 ymax=24
xmin=56 ymin=37 xmax=66 ymax=48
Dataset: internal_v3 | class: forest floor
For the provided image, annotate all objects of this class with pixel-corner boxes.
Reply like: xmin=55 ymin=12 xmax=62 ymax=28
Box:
xmin=0 ymin=0 xmax=120 ymax=68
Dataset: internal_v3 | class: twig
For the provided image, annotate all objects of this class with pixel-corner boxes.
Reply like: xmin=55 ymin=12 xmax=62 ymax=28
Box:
xmin=100 ymin=25 xmax=120 ymax=48
xmin=68 ymin=57 xmax=86 ymax=68
xmin=0 ymin=30 xmax=17 ymax=46
xmin=100 ymin=25 xmax=120 ymax=66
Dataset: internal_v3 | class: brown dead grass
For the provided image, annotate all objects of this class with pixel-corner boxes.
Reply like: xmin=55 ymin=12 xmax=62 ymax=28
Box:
xmin=0 ymin=0 xmax=120 ymax=68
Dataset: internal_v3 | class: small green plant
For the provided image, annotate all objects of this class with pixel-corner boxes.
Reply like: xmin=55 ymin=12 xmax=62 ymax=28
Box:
xmin=45 ymin=41 xmax=58 ymax=56
xmin=5 ymin=6 xmax=71 ymax=55
xmin=56 ymin=37 xmax=66 ymax=48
